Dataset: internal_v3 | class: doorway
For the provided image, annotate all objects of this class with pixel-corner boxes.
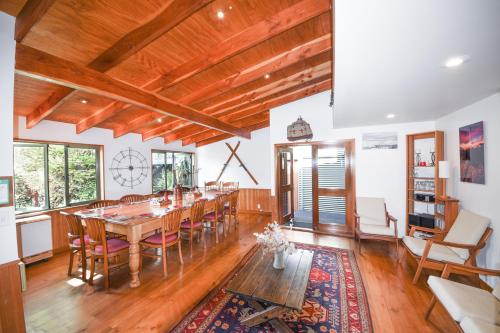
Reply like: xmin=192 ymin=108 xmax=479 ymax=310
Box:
xmin=275 ymin=140 xmax=355 ymax=236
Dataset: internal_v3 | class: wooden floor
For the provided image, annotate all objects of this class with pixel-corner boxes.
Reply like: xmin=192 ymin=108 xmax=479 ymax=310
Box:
xmin=24 ymin=214 xmax=461 ymax=333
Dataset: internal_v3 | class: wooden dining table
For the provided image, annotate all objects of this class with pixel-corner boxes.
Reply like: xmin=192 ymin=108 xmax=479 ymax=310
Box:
xmin=75 ymin=190 xmax=222 ymax=288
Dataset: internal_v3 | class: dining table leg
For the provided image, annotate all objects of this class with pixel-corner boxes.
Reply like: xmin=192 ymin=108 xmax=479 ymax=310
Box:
xmin=128 ymin=226 xmax=142 ymax=288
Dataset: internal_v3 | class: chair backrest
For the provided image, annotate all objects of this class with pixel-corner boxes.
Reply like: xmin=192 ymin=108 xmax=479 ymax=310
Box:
xmin=120 ymin=194 xmax=147 ymax=204
xmin=229 ymin=190 xmax=239 ymax=212
xmin=84 ymin=218 xmax=107 ymax=253
xmin=87 ymin=200 xmax=119 ymax=209
xmin=214 ymin=194 xmax=227 ymax=217
xmin=205 ymin=181 xmax=220 ymax=191
xmin=163 ymin=207 xmax=185 ymax=234
xmin=222 ymin=181 xmax=239 ymax=191
xmin=444 ymin=209 xmax=490 ymax=260
xmin=356 ymin=197 xmax=387 ymax=226
xmin=190 ymin=199 xmax=207 ymax=225
xmin=61 ymin=212 xmax=84 ymax=245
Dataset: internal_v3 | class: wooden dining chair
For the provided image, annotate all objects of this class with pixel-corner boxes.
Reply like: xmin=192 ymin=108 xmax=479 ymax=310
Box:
xmin=85 ymin=217 xmax=130 ymax=290
xmin=139 ymin=207 xmax=185 ymax=277
xmin=120 ymin=194 xmax=147 ymax=204
xmin=204 ymin=181 xmax=220 ymax=191
xmin=221 ymin=181 xmax=239 ymax=191
xmin=87 ymin=200 xmax=119 ymax=209
xmin=225 ymin=190 xmax=240 ymax=230
xmin=180 ymin=199 xmax=207 ymax=257
xmin=61 ymin=212 xmax=88 ymax=282
xmin=203 ymin=194 xmax=227 ymax=244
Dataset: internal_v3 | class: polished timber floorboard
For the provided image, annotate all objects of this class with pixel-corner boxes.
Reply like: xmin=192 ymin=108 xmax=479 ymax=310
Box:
xmin=24 ymin=215 xmax=461 ymax=333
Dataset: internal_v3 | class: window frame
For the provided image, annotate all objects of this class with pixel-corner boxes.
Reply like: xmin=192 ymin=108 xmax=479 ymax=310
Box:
xmin=14 ymin=139 xmax=103 ymax=214
xmin=151 ymin=149 xmax=195 ymax=192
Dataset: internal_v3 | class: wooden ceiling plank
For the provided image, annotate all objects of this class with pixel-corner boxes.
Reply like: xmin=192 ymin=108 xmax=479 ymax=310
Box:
xmin=113 ymin=112 xmax=159 ymax=138
xmin=15 ymin=0 xmax=55 ymax=42
xmin=142 ymin=0 xmax=331 ymax=92
xmin=146 ymin=52 xmax=331 ymax=141
xmin=15 ymin=44 xmax=251 ymax=138
xmin=163 ymin=124 xmax=204 ymax=144
xmin=75 ymin=101 xmax=127 ymax=134
xmin=196 ymin=120 xmax=270 ymax=147
xmin=183 ymin=111 xmax=269 ymax=145
xmin=25 ymin=0 xmax=213 ymax=130
xmin=177 ymin=33 xmax=332 ymax=105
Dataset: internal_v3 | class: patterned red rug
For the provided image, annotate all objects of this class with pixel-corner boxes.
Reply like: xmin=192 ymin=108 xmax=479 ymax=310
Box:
xmin=172 ymin=244 xmax=373 ymax=333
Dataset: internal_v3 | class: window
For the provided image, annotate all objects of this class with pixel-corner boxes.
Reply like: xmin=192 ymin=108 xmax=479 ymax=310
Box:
xmin=14 ymin=142 xmax=101 ymax=212
xmin=152 ymin=150 xmax=194 ymax=192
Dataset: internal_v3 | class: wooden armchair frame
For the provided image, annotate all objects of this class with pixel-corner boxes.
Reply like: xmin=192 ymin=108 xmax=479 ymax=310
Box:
xmin=424 ymin=263 xmax=500 ymax=332
xmin=404 ymin=225 xmax=493 ymax=284
xmin=354 ymin=202 xmax=399 ymax=255
xmin=203 ymin=194 xmax=227 ymax=244
xmin=87 ymin=200 xmax=120 ymax=209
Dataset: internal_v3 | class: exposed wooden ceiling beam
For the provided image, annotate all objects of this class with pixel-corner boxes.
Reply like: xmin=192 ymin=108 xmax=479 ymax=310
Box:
xmin=15 ymin=0 xmax=55 ymax=42
xmin=196 ymin=120 xmax=270 ymax=148
xmin=176 ymin=34 xmax=332 ymax=106
xmin=183 ymin=111 xmax=269 ymax=146
xmin=25 ymin=0 xmax=213 ymax=129
xmin=113 ymin=112 xmax=160 ymax=138
xmin=16 ymin=44 xmax=251 ymax=138
xmin=139 ymin=0 xmax=330 ymax=93
xmin=184 ymin=78 xmax=332 ymax=145
xmin=144 ymin=51 xmax=331 ymax=141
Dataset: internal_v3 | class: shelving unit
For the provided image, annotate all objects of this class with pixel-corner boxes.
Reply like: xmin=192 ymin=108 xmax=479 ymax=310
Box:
xmin=406 ymin=131 xmax=459 ymax=235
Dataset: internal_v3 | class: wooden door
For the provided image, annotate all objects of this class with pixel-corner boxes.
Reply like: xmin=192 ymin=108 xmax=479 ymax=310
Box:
xmin=276 ymin=147 xmax=294 ymax=224
xmin=312 ymin=141 xmax=355 ymax=235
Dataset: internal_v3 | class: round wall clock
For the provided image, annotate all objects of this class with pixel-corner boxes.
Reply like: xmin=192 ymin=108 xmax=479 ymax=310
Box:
xmin=109 ymin=148 xmax=148 ymax=189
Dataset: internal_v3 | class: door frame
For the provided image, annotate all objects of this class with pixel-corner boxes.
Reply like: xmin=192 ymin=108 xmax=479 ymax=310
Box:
xmin=274 ymin=139 xmax=356 ymax=237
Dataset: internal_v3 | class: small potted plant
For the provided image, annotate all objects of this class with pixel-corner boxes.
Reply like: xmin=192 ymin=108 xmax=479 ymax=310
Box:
xmin=254 ymin=222 xmax=296 ymax=269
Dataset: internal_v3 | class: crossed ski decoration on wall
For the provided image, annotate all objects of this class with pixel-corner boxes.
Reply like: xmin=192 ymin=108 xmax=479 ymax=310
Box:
xmin=216 ymin=141 xmax=259 ymax=185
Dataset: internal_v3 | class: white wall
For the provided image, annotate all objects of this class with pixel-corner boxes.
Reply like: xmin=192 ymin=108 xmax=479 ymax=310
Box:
xmin=196 ymin=127 xmax=271 ymax=189
xmin=270 ymin=91 xmax=436 ymax=234
xmin=15 ymin=117 xmax=196 ymax=200
xmin=0 ymin=13 xmax=19 ymax=264
xmin=436 ymin=93 xmax=500 ymax=284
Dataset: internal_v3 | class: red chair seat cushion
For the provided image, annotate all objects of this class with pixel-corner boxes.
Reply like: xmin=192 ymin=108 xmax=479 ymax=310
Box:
xmin=72 ymin=235 xmax=90 ymax=247
xmin=203 ymin=212 xmax=223 ymax=222
xmin=181 ymin=220 xmax=203 ymax=229
xmin=143 ymin=233 xmax=178 ymax=245
xmin=95 ymin=238 xmax=130 ymax=254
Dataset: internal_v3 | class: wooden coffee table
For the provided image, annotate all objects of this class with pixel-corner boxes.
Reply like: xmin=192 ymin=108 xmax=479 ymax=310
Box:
xmin=226 ymin=247 xmax=313 ymax=332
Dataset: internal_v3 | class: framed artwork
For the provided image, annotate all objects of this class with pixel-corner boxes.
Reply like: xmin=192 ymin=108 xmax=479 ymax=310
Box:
xmin=362 ymin=132 xmax=398 ymax=150
xmin=0 ymin=176 xmax=13 ymax=207
xmin=459 ymin=121 xmax=485 ymax=184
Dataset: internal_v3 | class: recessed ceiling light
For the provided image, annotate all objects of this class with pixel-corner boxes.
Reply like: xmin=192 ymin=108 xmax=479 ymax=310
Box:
xmin=386 ymin=113 xmax=396 ymax=119
xmin=157 ymin=118 xmax=163 ymax=123
xmin=79 ymin=99 xmax=88 ymax=104
xmin=229 ymin=6 xmax=233 ymax=10
xmin=444 ymin=56 xmax=468 ymax=68
xmin=264 ymin=73 xmax=270 ymax=79
xmin=216 ymin=10 xmax=225 ymax=19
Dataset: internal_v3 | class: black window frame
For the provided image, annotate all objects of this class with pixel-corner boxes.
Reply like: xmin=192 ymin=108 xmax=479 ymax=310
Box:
xmin=14 ymin=140 xmax=102 ymax=213
xmin=151 ymin=149 xmax=195 ymax=192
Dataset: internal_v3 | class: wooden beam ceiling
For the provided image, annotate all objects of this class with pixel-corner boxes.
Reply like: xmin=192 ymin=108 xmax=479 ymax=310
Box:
xmin=196 ymin=120 xmax=271 ymax=148
xmin=24 ymin=0 xmax=213 ymax=129
xmin=15 ymin=0 xmax=55 ymax=42
xmin=15 ymin=44 xmax=251 ymax=138
xmin=79 ymin=0 xmax=331 ymax=136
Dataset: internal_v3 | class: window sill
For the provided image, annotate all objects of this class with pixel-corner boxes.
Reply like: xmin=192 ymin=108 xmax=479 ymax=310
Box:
xmin=15 ymin=204 xmax=89 ymax=219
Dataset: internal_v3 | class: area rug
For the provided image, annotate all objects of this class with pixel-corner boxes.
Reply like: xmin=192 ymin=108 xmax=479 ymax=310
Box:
xmin=172 ymin=244 xmax=373 ymax=333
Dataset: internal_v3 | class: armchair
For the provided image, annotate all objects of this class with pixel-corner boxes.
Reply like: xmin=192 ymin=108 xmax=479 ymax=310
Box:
xmin=355 ymin=197 xmax=399 ymax=256
xmin=403 ymin=209 xmax=492 ymax=284
xmin=425 ymin=263 xmax=500 ymax=333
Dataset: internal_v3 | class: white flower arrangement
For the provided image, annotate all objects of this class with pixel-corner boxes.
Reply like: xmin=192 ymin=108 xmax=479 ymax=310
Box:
xmin=253 ymin=222 xmax=296 ymax=254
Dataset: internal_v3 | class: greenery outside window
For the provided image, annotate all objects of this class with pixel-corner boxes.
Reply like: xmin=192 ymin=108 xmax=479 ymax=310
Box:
xmin=152 ymin=150 xmax=194 ymax=192
xmin=14 ymin=141 xmax=101 ymax=213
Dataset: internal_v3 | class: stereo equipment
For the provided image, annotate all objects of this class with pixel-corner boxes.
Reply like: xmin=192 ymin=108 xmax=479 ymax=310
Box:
xmin=414 ymin=193 xmax=435 ymax=202
xmin=407 ymin=213 xmax=436 ymax=229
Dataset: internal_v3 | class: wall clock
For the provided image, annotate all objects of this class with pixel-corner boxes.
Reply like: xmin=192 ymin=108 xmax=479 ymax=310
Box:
xmin=109 ymin=148 xmax=148 ymax=189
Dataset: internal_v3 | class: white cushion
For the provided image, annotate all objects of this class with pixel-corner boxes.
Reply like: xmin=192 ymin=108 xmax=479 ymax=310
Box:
xmin=460 ymin=317 xmax=500 ymax=333
xmin=360 ymin=222 xmax=397 ymax=237
xmin=444 ymin=209 xmax=490 ymax=260
xmin=403 ymin=236 xmax=465 ymax=264
xmin=428 ymin=276 xmax=500 ymax=325
xmin=493 ymin=281 xmax=500 ymax=301
xmin=356 ymin=197 xmax=386 ymax=226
